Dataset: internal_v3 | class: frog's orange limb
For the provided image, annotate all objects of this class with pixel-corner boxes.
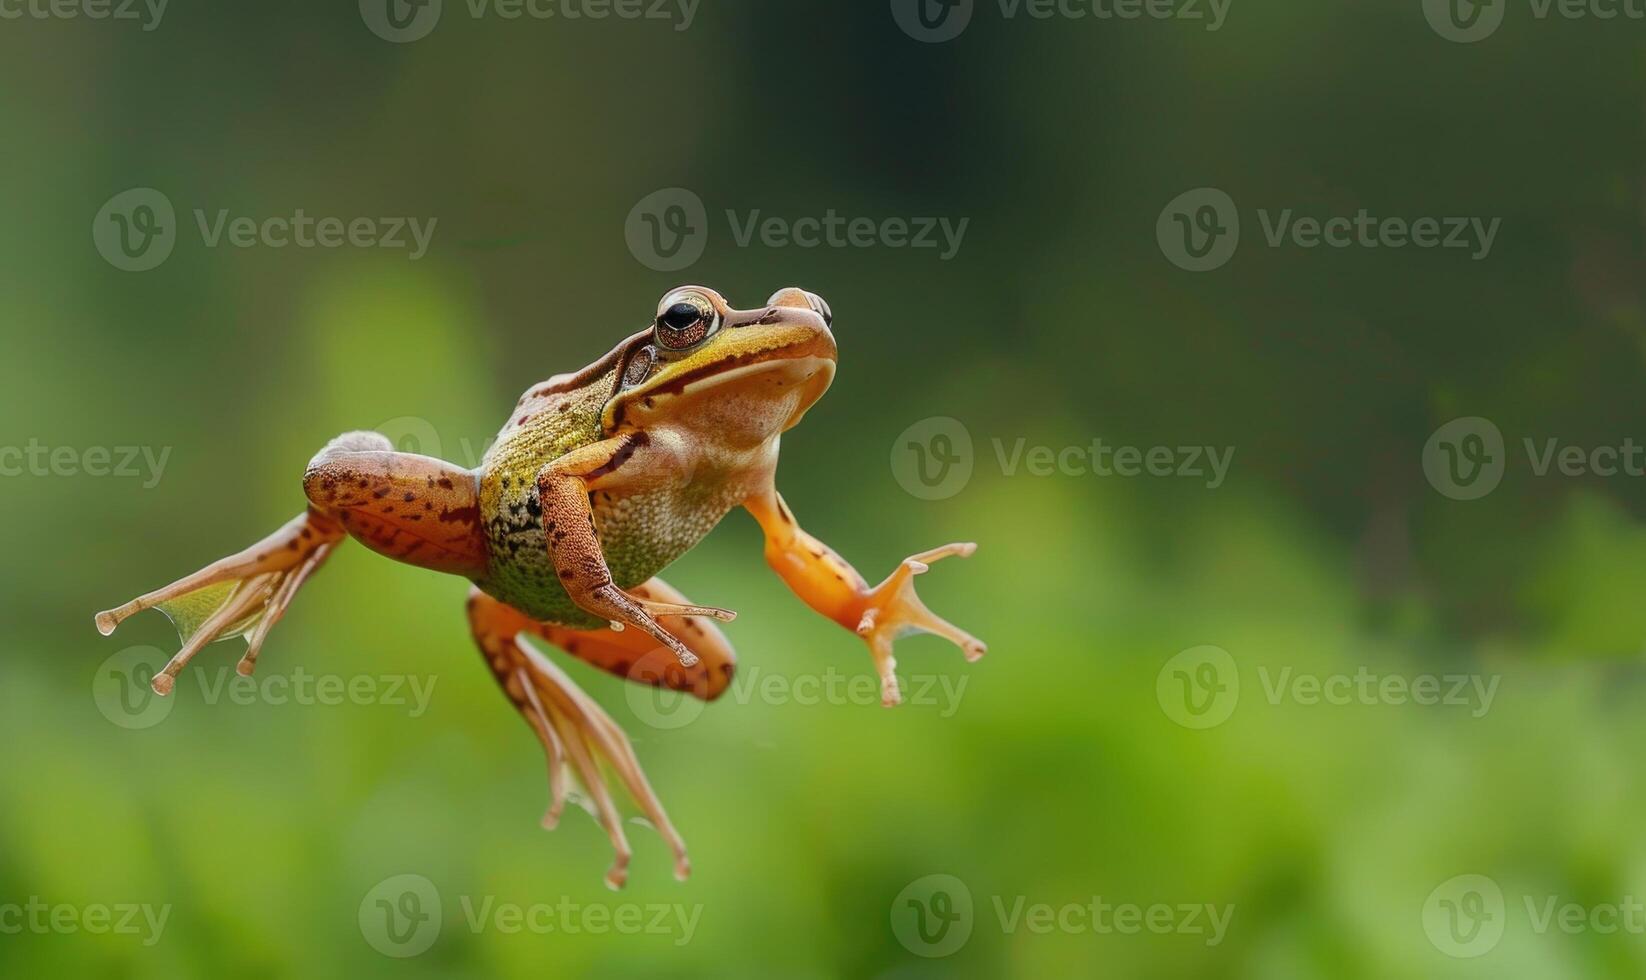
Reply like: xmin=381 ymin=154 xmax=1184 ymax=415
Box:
xmin=537 ymin=577 xmax=738 ymax=701
xmin=466 ymin=587 xmax=691 ymax=889
xmin=744 ymin=489 xmax=985 ymax=706
xmin=534 ymin=435 xmax=736 ymax=669
xmin=95 ymin=431 xmax=485 ymax=694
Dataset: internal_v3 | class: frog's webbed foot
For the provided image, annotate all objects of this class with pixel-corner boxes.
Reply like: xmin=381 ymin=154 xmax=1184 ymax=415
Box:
xmin=746 ymin=490 xmax=986 ymax=707
xmin=94 ymin=510 xmax=344 ymax=693
xmin=855 ymin=543 xmax=987 ymax=706
xmin=467 ymin=587 xmax=690 ymax=890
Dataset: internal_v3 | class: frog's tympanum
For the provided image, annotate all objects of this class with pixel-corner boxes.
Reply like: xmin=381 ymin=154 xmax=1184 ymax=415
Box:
xmin=96 ymin=286 xmax=984 ymax=888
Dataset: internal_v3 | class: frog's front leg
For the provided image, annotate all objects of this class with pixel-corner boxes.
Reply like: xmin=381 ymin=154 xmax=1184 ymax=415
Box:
xmin=744 ymin=488 xmax=985 ymax=706
xmin=535 ymin=433 xmax=736 ymax=669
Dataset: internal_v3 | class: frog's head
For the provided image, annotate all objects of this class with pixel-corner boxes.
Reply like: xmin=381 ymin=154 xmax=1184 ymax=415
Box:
xmin=601 ymin=285 xmax=838 ymax=442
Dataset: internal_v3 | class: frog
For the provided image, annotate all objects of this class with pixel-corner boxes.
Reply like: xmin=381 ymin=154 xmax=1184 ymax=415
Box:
xmin=95 ymin=285 xmax=985 ymax=889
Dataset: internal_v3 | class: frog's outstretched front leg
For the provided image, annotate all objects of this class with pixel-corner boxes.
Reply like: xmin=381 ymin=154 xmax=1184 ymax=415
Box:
xmin=467 ymin=587 xmax=690 ymax=889
xmin=535 ymin=434 xmax=736 ymax=669
xmin=744 ymin=488 xmax=985 ymax=706
xmin=96 ymin=431 xmax=485 ymax=693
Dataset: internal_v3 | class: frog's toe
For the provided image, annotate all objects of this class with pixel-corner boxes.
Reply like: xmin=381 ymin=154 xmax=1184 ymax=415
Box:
xmin=856 ymin=543 xmax=986 ymax=705
xmin=95 ymin=511 xmax=344 ymax=694
xmin=468 ymin=588 xmax=691 ymax=888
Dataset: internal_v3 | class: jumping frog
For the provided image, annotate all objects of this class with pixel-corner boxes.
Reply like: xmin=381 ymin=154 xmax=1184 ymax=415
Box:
xmin=95 ymin=285 xmax=985 ymax=888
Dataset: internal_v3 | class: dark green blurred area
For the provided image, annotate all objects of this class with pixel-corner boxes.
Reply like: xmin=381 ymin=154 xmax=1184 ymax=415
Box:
xmin=3 ymin=1 xmax=1646 ymax=977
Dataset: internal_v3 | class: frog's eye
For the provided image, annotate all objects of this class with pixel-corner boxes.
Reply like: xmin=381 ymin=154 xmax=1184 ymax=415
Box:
xmin=654 ymin=289 xmax=720 ymax=351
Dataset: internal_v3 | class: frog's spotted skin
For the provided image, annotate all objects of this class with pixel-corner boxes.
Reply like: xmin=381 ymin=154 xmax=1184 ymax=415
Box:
xmin=95 ymin=285 xmax=986 ymax=888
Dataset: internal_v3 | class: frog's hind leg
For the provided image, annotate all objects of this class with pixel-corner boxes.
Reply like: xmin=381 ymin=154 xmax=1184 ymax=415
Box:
xmin=94 ymin=510 xmax=346 ymax=694
xmin=467 ymin=586 xmax=691 ymax=890
xmin=96 ymin=431 xmax=484 ymax=694
xmin=537 ymin=578 xmax=738 ymax=701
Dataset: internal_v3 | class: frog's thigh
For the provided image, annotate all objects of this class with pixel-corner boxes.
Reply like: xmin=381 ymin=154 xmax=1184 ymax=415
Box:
xmin=303 ymin=433 xmax=485 ymax=577
xmin=537 ymin=578 xmax=737 ymax=701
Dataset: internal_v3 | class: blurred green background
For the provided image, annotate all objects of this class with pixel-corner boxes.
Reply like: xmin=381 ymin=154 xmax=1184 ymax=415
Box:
xmin=4 ymin=1 xmax=1646 ymax=976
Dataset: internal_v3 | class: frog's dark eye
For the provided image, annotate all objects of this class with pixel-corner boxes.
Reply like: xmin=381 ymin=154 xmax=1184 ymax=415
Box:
xmin=654 ymin=289 xmax=720 ymax=351
xmin=621 ymin=345 xmax=656 ymax=389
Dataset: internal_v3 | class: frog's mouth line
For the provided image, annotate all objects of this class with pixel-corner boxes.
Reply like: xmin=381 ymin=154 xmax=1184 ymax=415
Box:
xmin=604 ymin=346 xmax=835 ymax=432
